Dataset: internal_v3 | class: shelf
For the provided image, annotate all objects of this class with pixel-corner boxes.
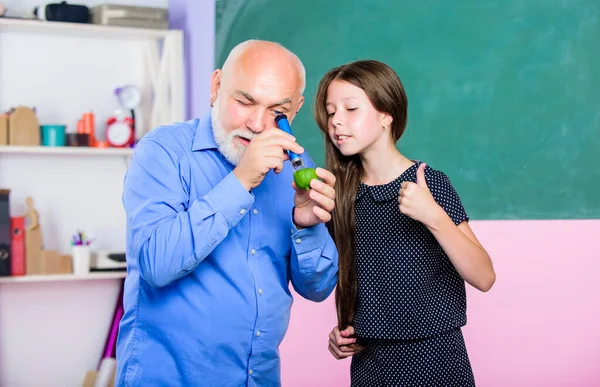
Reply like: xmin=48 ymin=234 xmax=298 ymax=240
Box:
xmin=0 ymin=17 xmax=177 ymax=41
xmin=0 ymin=272 xmax=126 ymax=284
xmin=0 ymin=145 xmax=134 ymax=156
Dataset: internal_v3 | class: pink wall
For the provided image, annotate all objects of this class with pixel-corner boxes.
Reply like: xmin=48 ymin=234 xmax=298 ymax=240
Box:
xmin=279 ymin=220 xmax=600 ymax=387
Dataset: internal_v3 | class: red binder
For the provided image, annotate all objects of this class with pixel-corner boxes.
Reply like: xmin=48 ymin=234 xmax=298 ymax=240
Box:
xmin=10 ymin=216 xmax=25 ymax=276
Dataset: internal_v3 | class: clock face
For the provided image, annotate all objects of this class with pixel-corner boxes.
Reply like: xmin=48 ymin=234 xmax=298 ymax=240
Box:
xmin=106 ymin=122 xmax=132 ymax=147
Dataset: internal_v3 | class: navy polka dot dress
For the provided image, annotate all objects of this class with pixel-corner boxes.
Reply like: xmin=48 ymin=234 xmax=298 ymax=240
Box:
xmin=350 ymin=161 xmax=476 ymax=386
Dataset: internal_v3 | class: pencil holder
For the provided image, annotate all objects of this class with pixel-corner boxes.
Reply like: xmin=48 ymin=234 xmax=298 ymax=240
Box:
xmin=72 ymin=245 xmax=91 ymax=275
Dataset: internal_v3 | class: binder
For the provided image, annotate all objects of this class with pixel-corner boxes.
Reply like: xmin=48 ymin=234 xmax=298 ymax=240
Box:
xmin=0 ymin=189 xmax=10 ymax=276
xmin=10 ymin=216 xmax=25 ymax=276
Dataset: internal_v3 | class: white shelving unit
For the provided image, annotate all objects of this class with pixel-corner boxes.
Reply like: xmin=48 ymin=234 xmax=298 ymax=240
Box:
xmin=0 ymin=12 xmax=183 ymax=387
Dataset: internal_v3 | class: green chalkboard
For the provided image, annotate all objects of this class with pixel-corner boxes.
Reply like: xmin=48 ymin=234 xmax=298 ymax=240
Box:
xmin=216 ymin=0 xmax=600 ymax=220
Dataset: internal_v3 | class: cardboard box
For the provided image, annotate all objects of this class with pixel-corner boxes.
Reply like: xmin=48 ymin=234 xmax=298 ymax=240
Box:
xmin=0 ymin=114 xmax=7 ymax=145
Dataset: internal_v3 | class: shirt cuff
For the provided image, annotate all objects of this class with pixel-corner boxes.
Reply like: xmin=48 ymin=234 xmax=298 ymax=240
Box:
xmin=204 ymin=171 xmax=254 ymax=228
xmin=291 ymin=222 xmax=328 ymax=256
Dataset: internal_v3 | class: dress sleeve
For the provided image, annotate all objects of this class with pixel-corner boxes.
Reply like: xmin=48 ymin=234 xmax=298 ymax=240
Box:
xmin=426 ymin=168 xmax=469 ymax=225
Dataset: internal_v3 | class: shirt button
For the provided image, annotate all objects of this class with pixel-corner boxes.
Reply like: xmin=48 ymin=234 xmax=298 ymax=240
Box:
xmin=249 ymin=369 xmax=253 ymax=375
xmin=295 ymin=238 xmax=302 ymax=244
xmin=258 ymin=288 xmax=263 ymax=294
xmin=253 ymin=209 xmax=258 ymax=215
xmin=256 ymin=330 xmax=261 ymax=337
xmin=240 ymin=209 xmax=246 ymax=215
xmin=251 ymin=249 xmax=256 ymax=255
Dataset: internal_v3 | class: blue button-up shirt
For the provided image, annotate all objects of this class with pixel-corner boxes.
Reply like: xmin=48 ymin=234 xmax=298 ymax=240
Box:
xmin=116 ymin=112 xmax=339 ymax=386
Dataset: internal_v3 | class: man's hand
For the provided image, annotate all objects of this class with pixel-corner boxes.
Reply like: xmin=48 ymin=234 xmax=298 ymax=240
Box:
xmin=293 ymin=167 xmax=336 ymax=228
xmin=233 ymin=128 xmax=304 ymax=191
xmin=328 ymin=325 xmax=363 ymax=360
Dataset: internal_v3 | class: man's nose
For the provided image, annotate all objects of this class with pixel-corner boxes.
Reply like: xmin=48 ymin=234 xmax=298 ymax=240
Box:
xmin=245 ymin=108 xmax=268 ymax=133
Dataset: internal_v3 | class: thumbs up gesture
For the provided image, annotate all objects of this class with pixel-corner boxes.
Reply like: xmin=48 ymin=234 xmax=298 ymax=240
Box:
xmin=398 ymin=163 xmax=444 ymax=226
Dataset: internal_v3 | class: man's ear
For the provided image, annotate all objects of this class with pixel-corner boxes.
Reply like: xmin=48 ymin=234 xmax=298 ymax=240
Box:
xmin=209 ymin=69 xmax=222 ymax=106
xmin=289 ymin=96 xmax=305 ymax=124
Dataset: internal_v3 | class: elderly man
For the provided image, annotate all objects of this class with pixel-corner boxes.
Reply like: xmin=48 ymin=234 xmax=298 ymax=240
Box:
xmin=116 ymin=40 xmax=339 ymax=386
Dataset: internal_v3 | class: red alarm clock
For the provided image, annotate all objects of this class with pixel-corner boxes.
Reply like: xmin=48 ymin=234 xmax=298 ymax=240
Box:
xmin=105 ymin=112 xmax=134 ymax=148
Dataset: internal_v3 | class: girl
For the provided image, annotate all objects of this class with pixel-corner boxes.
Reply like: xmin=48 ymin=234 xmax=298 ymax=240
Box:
xmin=315 ymin=60 xmax=496 ymax=386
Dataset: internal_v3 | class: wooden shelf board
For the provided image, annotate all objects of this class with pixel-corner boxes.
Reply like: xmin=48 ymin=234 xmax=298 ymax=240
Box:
xmin=0 ymin=272 xmax=126 ymax=284
xmin=0 ymin=145 xmax=134 ymax=156
xmin=0 ymin=17 xmax=175 ymax=40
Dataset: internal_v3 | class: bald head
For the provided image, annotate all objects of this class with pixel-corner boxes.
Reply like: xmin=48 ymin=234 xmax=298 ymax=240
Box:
xmin=220 ymin=40 xmax=306 ymax=95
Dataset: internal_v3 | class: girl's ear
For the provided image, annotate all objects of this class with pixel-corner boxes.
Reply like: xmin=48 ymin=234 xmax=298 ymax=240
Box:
xmin=381 ymin=113 xmax=393 ymax=130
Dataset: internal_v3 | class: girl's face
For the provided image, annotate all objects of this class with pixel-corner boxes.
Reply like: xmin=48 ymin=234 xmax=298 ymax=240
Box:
xmin=325 ymin=80 xmax=392 ymax=157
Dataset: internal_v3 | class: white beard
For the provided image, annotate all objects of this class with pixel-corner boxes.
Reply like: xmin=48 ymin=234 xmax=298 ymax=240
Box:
xmin=211 ymin=98 xmax=256 ymax=166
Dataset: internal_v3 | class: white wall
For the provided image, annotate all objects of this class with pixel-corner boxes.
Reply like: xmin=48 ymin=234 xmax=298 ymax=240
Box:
xmin=0 ymin=1 xmax=169 ymax=386
xmin=0 ymin=279 xmax=124 ymax=387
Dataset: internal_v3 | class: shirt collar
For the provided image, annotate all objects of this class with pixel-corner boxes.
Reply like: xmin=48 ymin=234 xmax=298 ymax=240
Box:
xmin=192 ymin=110 xmax=219 ymax=151
xmin=356 ymin=162 xmax=420 ymax=203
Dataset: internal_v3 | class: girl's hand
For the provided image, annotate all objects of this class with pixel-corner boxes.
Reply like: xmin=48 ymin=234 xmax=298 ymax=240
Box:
xmin=328 ymin=325 xmax=363 ymax=360
xmin=398 ymin=163 xmax=445 ymax=227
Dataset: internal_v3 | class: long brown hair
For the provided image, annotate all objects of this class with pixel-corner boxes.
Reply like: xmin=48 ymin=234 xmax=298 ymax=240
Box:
xmin=314 ymin=60 xmax=408 ymax=329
